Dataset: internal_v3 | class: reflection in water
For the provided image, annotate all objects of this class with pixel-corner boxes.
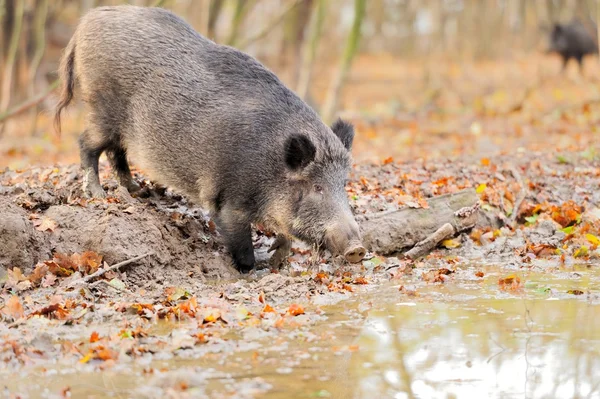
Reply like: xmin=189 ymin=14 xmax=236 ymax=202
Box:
xmin=3 ymin=268 xmax=600 ymax=398
xmin=352 ymin=297 xmax=600 ymax=399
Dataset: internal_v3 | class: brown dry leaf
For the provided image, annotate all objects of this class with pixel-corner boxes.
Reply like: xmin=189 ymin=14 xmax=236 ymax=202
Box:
xmin=353 ymin=276 xmax=369 ymax=285
xmin=31 ymin=303 xmax=70 ymax=320
xmin=2 ymin=296 xmax=25 ymax=319
xmin=5 ymin=268 xmax=27 ymax=290
xmin=41 ymin=273 xmax=58 ymax=288
xmin=258 ymin=291 xmax=266 ymax=304
xmin=28 ymin=263 xmax=49 ymax=286
xmin=288 ymin=303 xmax=305 ymax=316
xmin=44 ymin=260 xmax=74 ymax=277
xmin=73 ymin=251 xmax=103 ymax=274
xmin=178 ymin=297 xmax=198 ymax=317
xmin=498 ymin=274 xmax=522 ymax=291
xmin=34 ymin=217 xmax=58 ymax=232
xmin=475 ymin=271 xmax=485 ymax=278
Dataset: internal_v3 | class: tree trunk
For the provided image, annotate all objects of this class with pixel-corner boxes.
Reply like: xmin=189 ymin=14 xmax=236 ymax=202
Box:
xmin=226 ymin=0 xmax=250 ymax=47
xmin=208 ymin=0 xmax=225 ymax=40
xmin=0 ymin=0 xmax=24 ymax=118
xmin=27 ymin=0 xmax=48 ymax=133
xmin=321 ymin=0 xmax=366 ymax=124
xmin=296 ymin=0 xmax=325 ymax=100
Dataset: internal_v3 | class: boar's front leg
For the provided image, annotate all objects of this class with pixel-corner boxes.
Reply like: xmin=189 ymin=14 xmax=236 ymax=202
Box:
xmin=268 ymin=234 xmax=292 ymax=269
xmin=215 ymin=208 xmax=255 ymax=273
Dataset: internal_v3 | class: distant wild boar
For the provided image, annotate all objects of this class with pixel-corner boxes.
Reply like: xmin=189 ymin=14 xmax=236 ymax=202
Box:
xmin=548 ymin=19 xmax=598 ymax=73
xmin=54 ymin=6 xmax=366 ymax=273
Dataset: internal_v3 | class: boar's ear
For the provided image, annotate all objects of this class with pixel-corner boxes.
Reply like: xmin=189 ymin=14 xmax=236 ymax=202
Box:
xmin=331 ymin=118 xmax=354 ymax=151
xmin=285 ymin=134 xmax=316 ymax=171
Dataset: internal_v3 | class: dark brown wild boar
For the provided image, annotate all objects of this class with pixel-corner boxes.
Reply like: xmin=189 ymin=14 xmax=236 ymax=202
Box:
xmin=54 ymin=6 xmax=366 ymax=273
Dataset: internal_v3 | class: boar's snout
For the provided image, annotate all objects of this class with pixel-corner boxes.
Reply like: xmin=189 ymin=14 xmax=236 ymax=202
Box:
xmin=325 ymin=218 xmax=366 ymax=263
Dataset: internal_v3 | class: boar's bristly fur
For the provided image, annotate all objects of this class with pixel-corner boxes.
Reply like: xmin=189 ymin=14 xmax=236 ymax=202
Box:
xmin=54 ymin=6 xmax=365 ymax=273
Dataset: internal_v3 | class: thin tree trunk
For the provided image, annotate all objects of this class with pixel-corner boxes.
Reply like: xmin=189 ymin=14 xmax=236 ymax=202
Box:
xmin=28 ymin=0 xmax=48 ymax=134
xmin=0 ymin=0 xmax=6 ymax=63
xmin=226 ymin=0 xmax=249 ymax=47
xmin=597 ymin=0 xmax=600 ymax=54
xmin=208 ymin=0 xmax=225 ymax=40
xmin=0 ymin=0 xmax=24 ymax=116
xmin=321 ymin=0 xmax=366 ymax=124
xmin=296 ymin=0 xmax=325 ymax=100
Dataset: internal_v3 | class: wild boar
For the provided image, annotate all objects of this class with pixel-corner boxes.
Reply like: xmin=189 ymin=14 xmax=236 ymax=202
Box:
xmin=548 ymin=19 xmax=598 ymax=73
xmin=54 ymin=6 xmax=366 ymax=272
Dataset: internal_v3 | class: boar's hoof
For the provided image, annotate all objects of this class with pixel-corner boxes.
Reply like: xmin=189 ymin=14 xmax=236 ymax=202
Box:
xmin=84 ymin=185 xmax=107 ymax=199
xmin=124 ymin=180 xmax=142 ymax=194
xmin=344 ymin=243 xmax=366 ymax=263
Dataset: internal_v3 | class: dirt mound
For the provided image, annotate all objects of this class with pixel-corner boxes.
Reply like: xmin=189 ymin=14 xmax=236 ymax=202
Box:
xmin=0 ymin=165 xmax=238 ymax=284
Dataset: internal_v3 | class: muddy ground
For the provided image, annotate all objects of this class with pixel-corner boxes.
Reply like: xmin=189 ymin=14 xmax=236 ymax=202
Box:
xmin=1 ymin=149 xmax=599 ymax=398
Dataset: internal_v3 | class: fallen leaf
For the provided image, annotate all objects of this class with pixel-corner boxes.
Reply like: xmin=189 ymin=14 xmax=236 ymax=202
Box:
xmin=34 ymin=217 xmax=58 ymax=232
xmin=262 ymin=304 xmax=276 ymax=313
xmin=165 ymin=287 xmax=191 ymax=301
xmin=41 ymin=273 xmax=57 ymax=288
xmin=441 ymin=238 xmax=461 ymax=249
xmin=288 ymin=304 xmax=305 ymax=316
xmin=585 ymin=234 xmax=600 ymax=246
xmin=498 ymin=274 xmax=522 ymax=291
xmin=574 ymin=246 xmax=589 ymax=258
xmin=2 ymin=296 xmax=24 ymax=319
xmin=90 ymin=332 xmax=101 ymax=343
xmin=353 ymin=276 xmax=369 ymax=285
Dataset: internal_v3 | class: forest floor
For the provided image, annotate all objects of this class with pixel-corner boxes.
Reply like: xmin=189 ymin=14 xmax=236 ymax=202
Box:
xmin=1 ymin=54 xmax=600 ymax=398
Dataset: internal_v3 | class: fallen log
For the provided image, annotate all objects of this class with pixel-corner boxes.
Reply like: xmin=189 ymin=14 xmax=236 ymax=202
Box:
xmin=357 ymin=188 xmax=479 ymax=255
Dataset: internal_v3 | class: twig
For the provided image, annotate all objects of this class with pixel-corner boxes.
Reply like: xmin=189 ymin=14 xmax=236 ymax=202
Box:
xmin=405 ymin=223 xmax=455 ymax=260
xmin=507 ymin=165 xmax=526 ymax=227
xmin=0 ymin=80 xmax=59 ymax=125
xmin=71 ymin=252 xmax=153 ymax=286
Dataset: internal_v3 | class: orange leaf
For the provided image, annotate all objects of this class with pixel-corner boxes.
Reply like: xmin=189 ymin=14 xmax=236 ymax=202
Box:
xmin=90 ymin=332 xmax=101 ymax=343
xmin=353 ymin=277 xmax=368 ymax=285
xmin=288 ymin=304 xmax=305 ymax=316
xmin=262 ymin=304 xmax=276 ymax=313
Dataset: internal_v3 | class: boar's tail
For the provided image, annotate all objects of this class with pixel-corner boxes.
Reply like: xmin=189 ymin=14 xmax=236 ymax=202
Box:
xmin=54 ymin=39 xmax=76 ymax=137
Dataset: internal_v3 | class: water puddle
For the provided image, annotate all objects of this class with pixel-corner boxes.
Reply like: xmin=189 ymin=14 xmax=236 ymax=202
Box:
xmin=4 ymin=265 xmax=600 ymax=398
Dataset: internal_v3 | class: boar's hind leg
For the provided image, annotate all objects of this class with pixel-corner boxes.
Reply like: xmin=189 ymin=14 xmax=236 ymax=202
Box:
xmin=216 ymin=209 xmax=255 ymax=273
xmin=79 ymin=128 xmax=108 ymax=199
xmin=107 ymin=147 xmax=141 ymax=194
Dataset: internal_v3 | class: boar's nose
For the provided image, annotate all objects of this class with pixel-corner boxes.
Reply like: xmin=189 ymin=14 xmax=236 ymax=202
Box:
xmin=326 ymin=218 xmax=366 ymax=263
xmin=344 ymin=240 xmax=366 ymax=263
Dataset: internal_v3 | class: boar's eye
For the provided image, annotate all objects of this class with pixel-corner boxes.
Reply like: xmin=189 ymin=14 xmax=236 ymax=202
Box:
xmin=313 ymin=184 xmax=324 ymax=194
